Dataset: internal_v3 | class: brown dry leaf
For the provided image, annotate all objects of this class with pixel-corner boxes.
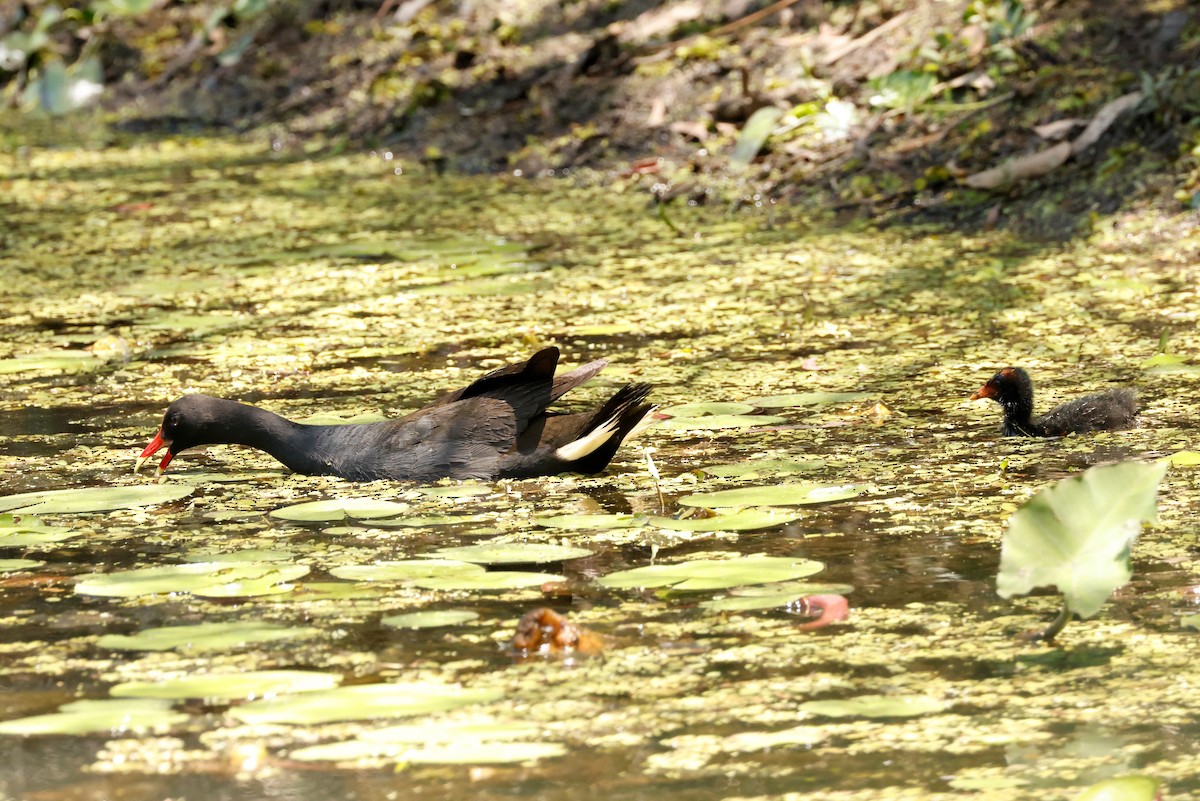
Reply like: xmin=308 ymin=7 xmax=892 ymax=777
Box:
xmin=617 ymin=1 xmax=705 ymax=43
xmin=962 ymin=142 xmax=1071 ymax=189
xmin=1032 ymin=118 xmax=1085 ymax=140
xmin=670 ymin=120 xmax=709 ymax=141
xmin=647 ymin=96 xmax=667 ymax=128
xmin=1070 ymin=91 xmax=1143 ymax=154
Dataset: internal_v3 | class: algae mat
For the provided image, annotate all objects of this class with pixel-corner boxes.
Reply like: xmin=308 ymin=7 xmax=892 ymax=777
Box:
xmin=1 ymin=138 xmax=1200 ymax=801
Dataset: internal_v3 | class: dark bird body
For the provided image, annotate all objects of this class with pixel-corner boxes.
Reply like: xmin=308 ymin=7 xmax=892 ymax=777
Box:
xmin=137 ymin=348 xmax=654 ymax=481
xmin=970 ymin=366 xmax=1138 ymax=437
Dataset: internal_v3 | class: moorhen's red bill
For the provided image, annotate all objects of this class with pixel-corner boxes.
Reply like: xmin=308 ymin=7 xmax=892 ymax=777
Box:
xmin=970 ymin=366 xmax=1138 ymax=437
xmin=136 ymin=347 xmax=654 ymax=481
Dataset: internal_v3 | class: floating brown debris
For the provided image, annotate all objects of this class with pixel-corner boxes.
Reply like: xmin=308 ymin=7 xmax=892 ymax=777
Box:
xmin=510 ymin=608 xmax=605 ymax=658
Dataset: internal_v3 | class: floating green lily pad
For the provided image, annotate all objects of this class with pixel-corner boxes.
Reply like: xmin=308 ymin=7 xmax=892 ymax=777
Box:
xmin=746 ymin=391 xmax=872 ymax=407
xmin=800 ymin=695 xmax=947 ymax=719
xmin=405 ymin=741 xmax=567 ymax=764
xmin=288 ymin=740 xmax=407 ymax=762
xmin=419 ymin=485 xmax=493 ymax=499
xmin=720 ymin=725 xmax=828 ymax=752
xmin=646 ymin=508 xmax=801 ymax=532
xmin=0 ymin=558 xmax=44 ymax=571
xmin=426 ymin=543 xmax=593 ymax=564
xmin=97 ymin=621 xmax=319 ymax=652
xmin=658 ymin=414 xmax=786 ymax=431
xmin=0 ymin=350 xmax=103 ymax=376
xmin=0 ymin=515 xmax=75 ymax=547
xmin=363 ymin=720 xmax=542 ymax=744
xmin=597 ymin=554 xmax=823 ymax=591
xmin=661 ymin=402 xmax=756 ymax=417
xmin=696 ymin=459 xmax=824 ymax=479
xmin=0 ymin=484 xmax=194 ymax=515
xmin=535 ymin=513 xmax=648 ymax=530
xmin=1166 ymin=450 xmax=1200 ymax=467
xmin=997 ymin=461 xmax=1166 ymax=619
xmin=679 ymin=483 xmax=864 ymax=508
xmin=191 ymin=565 xmax=310 ymax=598
xmin=700 ymin=583 xmax=851 ymax=612
xmin=111 ymin=670 xmax=340 ymax=702
xmin=269 ymin=498 xmax=409 ymax=522
xmin=330 ymin=559 xmax=481 ymax=582
xmin=1182 ymin=614 xmax=1200 ymax=631
xmin=289 ymin=718 xmax=553 ymax=763
xmin=0 ymin=698 xmax=187 ymax=736
xmin=231 ymin=682 xmax=503 ymax=725
xmin=382 ymin=610 xmax=480 ymax=628
xmin=75 ymin=562 xmax=309 ymax=598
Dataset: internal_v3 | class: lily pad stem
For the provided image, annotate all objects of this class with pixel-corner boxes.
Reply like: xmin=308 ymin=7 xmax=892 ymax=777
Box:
xmin=1022 ymin=598 xmax=1072 ymax=644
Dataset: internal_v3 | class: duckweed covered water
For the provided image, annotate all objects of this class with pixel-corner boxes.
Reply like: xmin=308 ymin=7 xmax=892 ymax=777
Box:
xmin=2 ymin=136 xmax=1200 ymax=800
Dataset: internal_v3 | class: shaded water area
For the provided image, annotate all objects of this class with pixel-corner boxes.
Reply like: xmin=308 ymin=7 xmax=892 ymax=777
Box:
xmin=2 ymin=138 xmax=1200 ymax=800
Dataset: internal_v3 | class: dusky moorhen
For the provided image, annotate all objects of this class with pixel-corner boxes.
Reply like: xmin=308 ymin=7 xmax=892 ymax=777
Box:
xmin=970 ymin=366 xmax=1138 ymax=437
xmin=136 ymin=347 xmax=654 ymax=481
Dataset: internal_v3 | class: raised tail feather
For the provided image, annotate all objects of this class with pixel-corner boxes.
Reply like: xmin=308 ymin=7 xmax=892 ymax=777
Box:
xmin=553 ymin=383 xmax=655 ymax=474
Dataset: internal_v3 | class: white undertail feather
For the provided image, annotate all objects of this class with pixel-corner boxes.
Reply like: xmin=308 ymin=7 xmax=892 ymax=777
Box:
xmin=553 ymin=404 xmax=657 ymax=463
xmin=621 ymin=405 xmax=658 ymax=444
xmin=554 ymin=417 xmax=621 ymax=462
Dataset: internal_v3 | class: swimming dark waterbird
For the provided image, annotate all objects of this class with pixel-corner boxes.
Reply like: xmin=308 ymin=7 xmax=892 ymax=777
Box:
xmin=136 ymin=348 xmax=655 ymax=481
xmin=970 ymin=366 xmax=1138 ymax=437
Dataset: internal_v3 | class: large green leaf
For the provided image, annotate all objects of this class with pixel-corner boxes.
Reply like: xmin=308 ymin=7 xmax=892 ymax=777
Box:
xmin=597 ymin=554 xmax=823 ymax=591
xmin=679 ymin=483 xmax=864 ymax=508
xmin=97 ymin=621 xmax=318 ymax=652
xmin=800 ymin=694 xmax=947 ymax=719
xmin=270 ymin=498 xmax=409 ymax=521
xmin=383 ymin=610 xmax=479 ymax=629
xmin=745 ymin=391 xmax=872 ymax=408
xmin=0 ymin=699 xmax=186 ymax=736
xmin=996 ymin=461 xmax=1167 ymax=619
xmin=75 ymin=562 xmax=308 ymax=598
xmin=0 ymin=515 xmax=74 ymax=546
xmin=660 ymin=402 xmax=755 ymax=417
xmin=1073 ymin=775 xmax=1161 ymax=801
xmin=111 ymin=670 xmax=340 ymax=701
xmin=0 ymin=484 xmax=193 ymax=514
xmin=230 ymin=683 xmax=503 ymax=725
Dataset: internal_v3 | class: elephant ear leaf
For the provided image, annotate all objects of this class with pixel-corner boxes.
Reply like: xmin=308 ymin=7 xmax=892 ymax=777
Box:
xmin=996 ymin=461 xmax=1166 ymax=619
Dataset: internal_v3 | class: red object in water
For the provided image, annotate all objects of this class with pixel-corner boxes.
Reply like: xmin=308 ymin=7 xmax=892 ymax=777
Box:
xmin=795 ymin=594 xmax=850 ymax=631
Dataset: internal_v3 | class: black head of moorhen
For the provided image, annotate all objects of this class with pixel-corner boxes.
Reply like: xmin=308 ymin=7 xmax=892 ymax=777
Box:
xmin=970 ymin=366 xmax=1138 ymax=437
xmin=136 ymin=347 xmax=655 ymax=482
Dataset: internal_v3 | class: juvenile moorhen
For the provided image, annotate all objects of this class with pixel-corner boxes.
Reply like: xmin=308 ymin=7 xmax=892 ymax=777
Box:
xmin=970 ymin=366 xmax=1138 ymax=437
xmin=135 ymin=347 xmax=655 ymax=481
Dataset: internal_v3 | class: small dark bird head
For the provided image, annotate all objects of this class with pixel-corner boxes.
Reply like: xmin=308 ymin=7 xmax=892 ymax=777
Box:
xmin=970 ymin=367 xmax=1035 ymax=428
xmin=136 ymin=394 xmax=237 ymax=475
xmin=970 ymin=367 xmax=1030 ymax=402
